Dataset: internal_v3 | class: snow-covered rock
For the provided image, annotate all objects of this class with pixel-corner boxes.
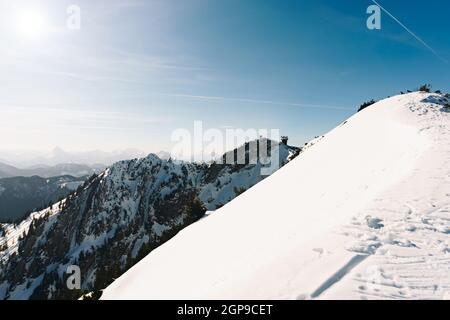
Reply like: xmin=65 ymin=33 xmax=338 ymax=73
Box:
xmin=102 ymin=92 xmax=450 ymax=300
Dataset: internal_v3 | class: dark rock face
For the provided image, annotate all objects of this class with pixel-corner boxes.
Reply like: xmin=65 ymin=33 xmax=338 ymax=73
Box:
xmin=0 ymin=142 xmax=300 ymax=300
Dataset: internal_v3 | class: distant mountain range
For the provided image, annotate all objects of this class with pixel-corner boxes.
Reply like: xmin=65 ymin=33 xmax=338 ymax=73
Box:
xmin=0 ymin=162 xmax=104 ymax=179
xmin=0 ymin=147 xmax=147 ymax=168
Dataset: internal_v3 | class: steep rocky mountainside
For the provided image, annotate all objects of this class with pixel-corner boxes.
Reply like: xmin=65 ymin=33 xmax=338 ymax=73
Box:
xmin=0 ymin=140 xmax=299 ymax=299
xmin=0 ymin=175 xmax=85 ymax=223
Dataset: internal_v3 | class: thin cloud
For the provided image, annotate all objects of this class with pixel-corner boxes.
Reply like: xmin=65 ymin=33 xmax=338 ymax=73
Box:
xmin=33 ymin=70 xmax=141 ymax=84
xmin=372 ymin=0 xmax=448 ymax=64
xmin=156 ymin=93 xmax=353 ymax=110
xmin=0 ymin=104 xmax=172 ymax=130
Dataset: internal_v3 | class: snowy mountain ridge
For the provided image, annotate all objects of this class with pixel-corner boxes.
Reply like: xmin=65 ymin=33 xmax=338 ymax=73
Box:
xmin=0 ymin=140 xmax=298 ymax=299
xmin=102 ymin=92 xmax=450 ymax=300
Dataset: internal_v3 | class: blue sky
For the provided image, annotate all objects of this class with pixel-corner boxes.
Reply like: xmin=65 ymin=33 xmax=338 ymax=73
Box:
xmin=0 ymin=0 xmax=449 ymax=153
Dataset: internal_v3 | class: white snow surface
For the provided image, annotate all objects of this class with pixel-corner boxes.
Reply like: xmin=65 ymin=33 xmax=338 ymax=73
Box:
xmin=102 ymin=93 xmax=450 ymax=300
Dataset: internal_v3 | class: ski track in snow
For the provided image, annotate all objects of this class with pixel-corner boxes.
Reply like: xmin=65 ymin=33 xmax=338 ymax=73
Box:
xmin=98 ymin=92 xmax=450 ymax=300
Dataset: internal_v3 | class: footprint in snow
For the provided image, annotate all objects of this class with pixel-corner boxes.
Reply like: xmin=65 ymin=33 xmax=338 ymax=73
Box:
xmin=313 ymin=248 xmax=324 ymax=256
xmin=366 ymin=216 xmax=384 ymax=229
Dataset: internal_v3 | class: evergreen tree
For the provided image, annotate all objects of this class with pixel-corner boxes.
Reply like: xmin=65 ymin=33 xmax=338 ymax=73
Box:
xmin=357 ymin=99 xmax=376 ymax=112
xmin=419 ymin=84 xmax=431 ymax=93
xmin=186 ymin=197 xmax=206 ymax=221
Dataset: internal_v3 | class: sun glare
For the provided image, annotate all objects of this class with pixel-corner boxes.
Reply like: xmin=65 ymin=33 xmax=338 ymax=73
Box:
xmin=14 ymin=9 xmax=47 ymax=39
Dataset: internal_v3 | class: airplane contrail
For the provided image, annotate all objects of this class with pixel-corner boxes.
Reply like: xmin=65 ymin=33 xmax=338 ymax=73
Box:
xmin=372 ymin=0 xmax=448 ymax=64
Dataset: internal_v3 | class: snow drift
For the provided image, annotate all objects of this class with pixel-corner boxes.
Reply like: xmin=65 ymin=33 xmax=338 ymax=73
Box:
xmin=103 ymin=92 xmax=450 ymax=300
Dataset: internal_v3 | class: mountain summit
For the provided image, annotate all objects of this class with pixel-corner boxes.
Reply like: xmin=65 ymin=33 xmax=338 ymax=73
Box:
xmin=103 ymin=92 xmax=450 ymax=300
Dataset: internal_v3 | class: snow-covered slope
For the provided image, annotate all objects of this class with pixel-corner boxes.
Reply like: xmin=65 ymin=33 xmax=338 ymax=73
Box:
xmin=103 ymin=92 xmax=450 ymax=300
